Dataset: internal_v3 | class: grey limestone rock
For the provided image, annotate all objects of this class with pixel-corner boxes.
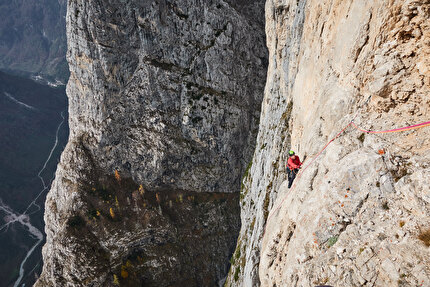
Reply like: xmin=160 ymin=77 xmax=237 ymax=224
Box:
xmin=36 ymin=0 xmax=267 ymax=286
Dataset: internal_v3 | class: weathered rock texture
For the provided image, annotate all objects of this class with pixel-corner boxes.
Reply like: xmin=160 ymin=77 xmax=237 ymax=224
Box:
xmin=226 ymin=0 xmax=430 ymax=286
xmin=36 ymin=0 xmax=267 ymax=286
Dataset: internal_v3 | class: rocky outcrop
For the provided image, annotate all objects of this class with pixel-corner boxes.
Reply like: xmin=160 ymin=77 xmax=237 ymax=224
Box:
xmin=227 ymin=0 xmax=430 ymax=286
xmin=36 ymin=0 xmax=267 ymax=286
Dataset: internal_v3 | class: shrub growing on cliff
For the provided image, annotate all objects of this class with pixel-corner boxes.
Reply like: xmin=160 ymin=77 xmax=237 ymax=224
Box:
xmin=327 ymin=236 xmax=338 ymax=248
xmin=121 ymin=269 xmax=129 ymax=279
xmin=114 ymin=169 xmax=121 ymax=183
xmin=230 ymin=244 xmax=241 ymax=265
xmin=88 ymin=209 xmax=100 ymax=220
xmin=120 ymin=260 xmax=133 ymax=279
xmin=139 ymin=184 xmax=145 ymax=195
xmin=263 ymin=192 xmax=270 ymax=222
xmin=242 ymin=161 xmax=252 ymax=183
xmin=234 ymin=266 xmax=240 ymax=282
xmin=418 ymin=229 xmax=430 ymax=247
xmin=113 ymin=274 xmax=120 ymax=285
xmin=382 ymin=201 xmax=389 ymax=210
xmin=88 ymin=185 xmax=111 ymax=201
xmin=67 ymin=215 xmax=85 ymax=229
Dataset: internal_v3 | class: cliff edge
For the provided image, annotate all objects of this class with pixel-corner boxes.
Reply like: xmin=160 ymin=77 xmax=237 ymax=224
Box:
xmin=227 ymin=0 xmax=430 ymax=286
xmin=35 ymin=0 xmax=267 ymax=286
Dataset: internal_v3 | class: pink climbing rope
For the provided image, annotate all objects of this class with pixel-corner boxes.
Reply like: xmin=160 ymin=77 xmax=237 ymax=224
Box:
xmin=263 ymin=121 xmax=354 ymax=238
xmin=351 ymin=121 xmax=430 ymax=134
xmin=262 ymin=119 xmax=430 ymax=240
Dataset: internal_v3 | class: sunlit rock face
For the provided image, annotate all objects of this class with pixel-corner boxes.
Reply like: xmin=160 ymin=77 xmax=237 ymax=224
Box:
xmin=226 ymin=0 xmax=430 ymax=286
xmin=35 ymin=0 xmax=267 ymax=286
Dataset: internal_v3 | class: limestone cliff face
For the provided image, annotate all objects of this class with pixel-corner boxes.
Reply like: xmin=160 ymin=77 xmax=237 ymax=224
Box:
xmin=36 ymin=0 xmax=267 ymax=286
xmin=227 ymin=0 xmax=430 ymax=286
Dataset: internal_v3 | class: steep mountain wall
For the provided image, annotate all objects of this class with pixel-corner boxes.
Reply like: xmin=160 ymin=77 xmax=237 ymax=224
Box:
xmin=35 ymin=0 xmax=267 ymax=286
xmin=227 ymin=0 xmax=430 ymax=286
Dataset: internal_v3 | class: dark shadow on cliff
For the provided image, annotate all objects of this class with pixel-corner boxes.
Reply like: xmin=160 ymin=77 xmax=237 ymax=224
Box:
xmin=63 ymin=142 xmax=240 ymax=286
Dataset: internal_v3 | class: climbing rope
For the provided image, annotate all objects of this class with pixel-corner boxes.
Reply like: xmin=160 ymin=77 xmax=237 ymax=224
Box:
xmin=262 ymin=118 xmax=430 ymax=240
xmin=351 ymin=121 xmax=430 ymax=134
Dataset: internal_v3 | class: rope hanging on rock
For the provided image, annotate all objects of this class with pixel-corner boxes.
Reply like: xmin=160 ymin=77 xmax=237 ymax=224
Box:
xmin=351 ymin=121 xmax=430 ymax=134
xmin=262 ymin=118 xmax=430 ymax=239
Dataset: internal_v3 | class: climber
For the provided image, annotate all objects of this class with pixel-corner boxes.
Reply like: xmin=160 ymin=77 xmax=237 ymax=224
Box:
xmin=286 ymin=150 xmax=302 ymax=188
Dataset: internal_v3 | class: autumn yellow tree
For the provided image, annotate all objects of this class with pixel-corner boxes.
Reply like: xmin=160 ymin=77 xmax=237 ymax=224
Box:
xmin=113 ymin=274 xmax=120 ymax=285
xmin=114 ymin=170 xmax=121 ymax=182
xmin=138 ymin=184 xmax=145 ymax=195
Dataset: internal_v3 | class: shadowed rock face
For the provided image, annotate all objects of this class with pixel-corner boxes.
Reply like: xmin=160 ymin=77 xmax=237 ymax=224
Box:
xmin=66 ymin=0 xmax=267 ymax=193
xmin=36 ymin=0 xmax=267 ymax=286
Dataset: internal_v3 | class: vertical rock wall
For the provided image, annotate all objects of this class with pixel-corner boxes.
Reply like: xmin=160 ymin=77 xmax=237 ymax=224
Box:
xmin=36 ymin=0 xmax=267 ymax=286
xmin=227 ymin=0 xmax=430 ymax=286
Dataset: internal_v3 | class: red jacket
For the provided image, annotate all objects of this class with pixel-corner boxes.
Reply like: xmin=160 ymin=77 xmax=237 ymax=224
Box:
xmin=287 ymin=156 xmax=302 ymax=169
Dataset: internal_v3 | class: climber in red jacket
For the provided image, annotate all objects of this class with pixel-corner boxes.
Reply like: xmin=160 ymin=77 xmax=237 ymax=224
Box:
xmin=286 ymin=150 xmax=302 ymax=188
